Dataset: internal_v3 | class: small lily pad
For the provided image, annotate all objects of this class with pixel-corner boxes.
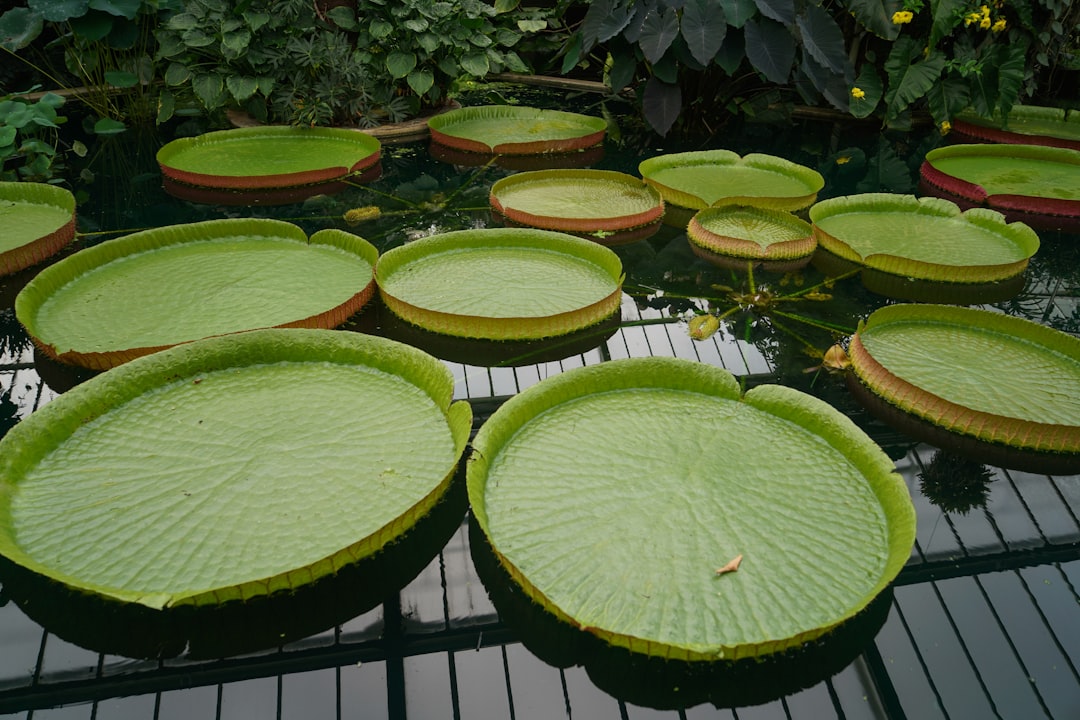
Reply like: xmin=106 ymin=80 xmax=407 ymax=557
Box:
xmin=639 ymin=150 xmax=824 ymax=222
xmin=156 ymin=126 xmax=381 ymax=190
xmin=376 ymin=228 xmax=624 ymax=340
xmin=810 ymin=193 xmax=1039 ymax=286
xmin=847 ymin=303 xmax=1080 ymax=474
xmin=490 ymin=169 xmax=664 ymax=245
xmin=0 ymin=328 xmax=472 ymax=609
xmin=0 ymin=181 xmax=76 ymax=276
xmin=687 ymin=206 xmax=815 ymax=271
xmin=427 ymin=105 xmax=607 ymax=155
xmin=16 ymin=219 xmax=378 ymax=369
xmin=468 ymin=357 xmax=915 ymax=661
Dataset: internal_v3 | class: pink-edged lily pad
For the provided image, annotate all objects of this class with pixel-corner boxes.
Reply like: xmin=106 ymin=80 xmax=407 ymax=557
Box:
xmin=688 ymin=206 xmax=815 ymax=271
xmin=427 ymin=105 xmax=606 ymax=155
xmin=951 ymin=106 xmax=1080 ymax=151
xmin=0 ymin=182 xmax=76 ymax=276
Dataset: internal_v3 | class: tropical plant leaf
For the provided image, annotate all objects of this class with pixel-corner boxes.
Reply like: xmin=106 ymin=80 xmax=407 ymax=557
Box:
xmin=408 ymin=68 xmax=435 ymax=96
xmin=928 ymin=0 xmax=965 ymax=48
xmin=607 ymin=38 xmax=638 ymax=91
xmin=386 ymin=51 xmax=417 ymax=79
xmin=92 ymin=117 xmax=126 ymax=135
xmin=88 ymin=0 xmax=139 ymax=20
xmin=855 ymin=144 xmax=912 ymax=193
xmin=495 ymin=0 xmax=520 ymax=12
xmin=884 ymin=37 xmax=945 ymax=118
xmin=926 ymin=76 xmax=969 ymax=124
xmin=796 ymin=3 xmax=848 ymax=75
xmin=681 ymin=0 xmax=726 ymax=66
xmin=991 ymin=42 xmax=1028 ymax=118
xmin=582 ymin=0 xmax=635 ymax=48
xmin=461 ymin=52 xmax=491 ymax=77
xmin=164 ymin=61 xmax=190 ymax=86
xmin=27 ymin=0 xmax=87 ymax=23
xmin=719 ymin=0 xmax=757 ymax=28
xmin=638 ymin=5 xmax=679 ymax=64
xmin=800 ymin=50 xmax=850 ymax=111
xmin=849 ymin=64 xmax=882 ymax=119
xmin=0 ymin=8 xmax=44 ymax=51
xmin=226 ymin=75 xmax=259 ymax=102
xmin=845 ymin=0 xmax=902 ymax=40
xmin=69 ymin=10 xmax=113 ymax=41
xmin=326 ymin=5 xmax=358 ymax=30
xmin=744 ymin=17 xmax=794 ymax=84
xmin=192 ymin=73 xmax=225 ymax=108
xmin=643 ymin=76 xmax=681 ymax=136
xmin=715 ymin=28 xmax=745 ymax=74
xmin=753 ymin=0 xmax=793 ymax=26
xmin=103 ymin=70 xmax=137 ymax=90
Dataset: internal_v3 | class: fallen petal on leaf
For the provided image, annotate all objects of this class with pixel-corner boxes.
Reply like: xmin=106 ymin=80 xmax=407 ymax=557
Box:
xmin=715 ymin=554 xmax=743 ymax=575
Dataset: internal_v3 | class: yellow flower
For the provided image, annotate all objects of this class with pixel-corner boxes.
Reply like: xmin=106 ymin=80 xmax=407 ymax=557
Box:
xmin=891 ymin=10 xmax=914 ymax=24
xmin=980 ymin=15 xmax=991 ymax=28
xmin=940 ymin=120 xmax=952 ymax=135
xmin=344 ymin=206 xmax=382 ymax=225
xmin=981 ymin=4 xmax=991 ymax=18
xmin=836 ymin=155 xmax=851 ymax=165
xmin=991 ymin=18 xmax=1006 ymax=32
xmin=964 ymin=11 xmax=980 ymax=25
xmin=851 ymin=86 xmax=866 ymax=99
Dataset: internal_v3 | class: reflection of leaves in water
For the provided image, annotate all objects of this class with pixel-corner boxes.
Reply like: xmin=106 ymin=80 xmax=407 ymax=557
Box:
xmin=0 ymin=386 xmax=19 ymax=440
xmin=0 ymin=307 xmax=32 ymax=362
xmin=918 ymin=450 xmax=995 ymax=515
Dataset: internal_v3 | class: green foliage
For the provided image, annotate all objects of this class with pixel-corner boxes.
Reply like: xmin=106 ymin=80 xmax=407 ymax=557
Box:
xmin=0 ymin=90 xmax=70 ymax=183
xmin=156 ymin=0 xmax=555 ymax=127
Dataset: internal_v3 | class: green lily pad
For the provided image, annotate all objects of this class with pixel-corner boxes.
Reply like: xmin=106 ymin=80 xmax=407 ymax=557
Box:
xmin=687 ymin=206 xmax=815 ymax=271
xmin=919 ymin=144 xmax=1080 ymax=231
xmin=156 ymin=126 xmax=381 ymax=190
xmin=16 ymin=219 xmax=378 ymax=369
xmin=376 ymin=228 xmax=624 ymax=340
xmin=953 ymin=105 xmax=1080 ymax=150
xmin=809 ymin=193 xmax=1039 ymax=285
xmin=0 ymin=181 xmax=76 ymax=276
xmin=489 ymin=169 xmax=664 ymax=245
xmin=467 ymin=357 xmax=915 ymax=661
xmin=0 ymin=328 xmax=472 ymax=609
xmin=638 ymin=151 xmax=824 ymax=217
xmin=848 ymin=303 xmax=1080 ymax=474
xmin=427 ymin=105 xmax=607 ymax=155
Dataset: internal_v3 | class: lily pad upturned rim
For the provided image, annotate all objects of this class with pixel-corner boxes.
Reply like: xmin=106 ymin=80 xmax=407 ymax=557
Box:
xmin=489 ymin=169 xmax=665 ymax=234
xmin=467 ymin=357 xmax=915 ymax=662
xmin=15 ymin=218 xmax=379 ymax=370
xmin=0 ymin=328 xmax=473 ymax=610
xmin=952 ymin=105 xmax=1080 ymax=150
xmin=427 ymin=105 xmax=607 ymax=155
xmin=0 ymin=181 xmax=77 ymax=277
xmin=848 ymin=303 xmax=1080 ymax=457
xmin=156 ymin=126 xmax=382 ymax=189
xmin=375 ymin=227 xmax=624 ymax=340
xmin=809 ymin=193 xmax=1039 ymax=283
xmin=687 ymin=206 xmax=815 ymax=262
xmin=638 ymin=150 xmax=824 ymax=211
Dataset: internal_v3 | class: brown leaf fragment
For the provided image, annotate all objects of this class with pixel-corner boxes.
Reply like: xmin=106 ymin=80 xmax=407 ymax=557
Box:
xmin=715 ymin=554 xmax=743 ymax=576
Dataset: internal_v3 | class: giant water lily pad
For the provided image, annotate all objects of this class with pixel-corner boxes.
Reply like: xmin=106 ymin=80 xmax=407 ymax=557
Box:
xmin=952 ymin=105 xmax=1080 ymax=150
xmin=376 ymin=228 xmax=624 ymax=340
xmin=847 ymin=304 xmax=1080 ymax=474
xmin=156 ymin=126 xmax=381 ymax=189
xmin=0 ymin=181 xmax=76 ymax=276
xmin=427 ymin=105 xmax=607 ymax=155
xmin=16 ymin=219 xmax=378 ymax=369
xmin=810 ymin=194 xmax=1039 ymax=286
xmin=489 ymin=169 xmax=664 ymax=245
xmin=0 ymin=328 xmax=472 ymax=609
xmin=688 ymin=206 xmax=815 ymax=271
xmin=467 ymin=357 xmax=915 ymax=661
xmin=639 ymin=151 xmax=824 ymax=221
xmin=919 ymin=143 xmax=1080 ymax=231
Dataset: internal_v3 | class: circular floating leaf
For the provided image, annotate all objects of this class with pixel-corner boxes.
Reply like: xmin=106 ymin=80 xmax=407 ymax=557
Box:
xmin=0 ymin=328 xmax=472 ymax=609
xmin=376 ymin=228 xmax=624 ymax=340
xmin=919 ymin=143 xmax=1080 ymax=231
xmin=688 ymin=206 xmax=815 ymax=271
xmin=952 ymin=106 xmax=1080 ymax=151
xmin=16 ymin=219 xmax=378 ymax=369
xmin=156 ymin=126 xmax=381 ymax=190
xmin=639 ymin=150 xmax=824 ymax=215
xmin=847 ymin=304 xmax=1080 ymax=474
xmin=809 ymin=193 xmax=1038 ymax=285
xmin=468 ymin=357 xmax=915 ymax=661
xmin=427 ymin=105 xmax=607 ymax=155
xmin=0 ymin=181 xmax=76 ymax=276
xmin=490 ymin=169 xmax=664 ymax=245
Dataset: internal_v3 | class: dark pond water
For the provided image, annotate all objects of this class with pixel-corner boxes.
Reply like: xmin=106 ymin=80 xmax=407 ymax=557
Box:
xmin=1 ymin=85 xmax=1079 ymax=719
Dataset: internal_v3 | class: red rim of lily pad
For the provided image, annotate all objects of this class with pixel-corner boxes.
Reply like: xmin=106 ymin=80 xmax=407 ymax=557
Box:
xmin=1 ymin=182 xmax=77 ymax=277
xmin=688 ymin=206 xmax=815 ymax=271
xmin=16 ymin=219 xmax=379 ymax=370
xmin=161 ymin=162 xmax=382 ymax=207
xmin=429 ymin=140 xmax=605 ymax=170
xmin=156 ymin=126 xmax=382 ymax=190
xmin=919 ymin=143 xmax=1080 ymax=232
xmin=427 ymin=105 xmax=607 ymax=155
xmin=950 ymin=106 xmax=1080 ymax=151
xmin=847 ymin=303 xmax=1080 ymax=474
xmin=489 ymin=169 xmax=664 ymax=245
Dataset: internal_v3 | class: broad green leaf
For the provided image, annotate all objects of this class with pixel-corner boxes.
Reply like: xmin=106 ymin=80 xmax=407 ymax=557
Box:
xmin=460 ymin=52 xmax=490 ymax=77
xmin=607 ymin=39 xmax=638 ymax=90
xmin=924 ymin=143 xmax=1080 ymax=201
xmin=0 ymin=126 xmax=17 ymax=147
xmin=744 ymin=16 xmax=794 ymax=84
xmin=926 ymin=76 xmax=969 ymax=124
xmin=800 ymin=50 xmax=850 ymax=111
xmin=221 ymin=28 xmax=251 ymax=59
xmin=849 ymin=64 xmax=882 ymax=119
xmin=428 ymin=106 xmax=606 ymax=153
xmin=326 ymin=6 xmax=358 ymax=30
xmin=164 ymin=61 xmax=191 ymax=86
xmin=495 ymin=0 xmax=520 ymax=11
xmin=928 ymin=0 xmax=965 ymax=48
xmin=156 ymin=88 xmax=176 ymax=124
xmin=0 ymin=8 xmax=44 ymax=51
xmin=226 ymin=75 xmax=259 ymax=102
xmin=88 ymin=0 xmax=140 ymax=19
xmin=104 ymin=70 xmax=138 ymax=88
xmin=719 ymin=0 xmax=757 ymax=28
xmin=0 ymin=182 xmax=75 ymax=267
xmin=682 ymin=0 xmax=726 ymax=65
xmin=37 ymin=92 xmax=65 ymax=110
xmin=243 ymin=10 xmax=270 ymax=32
xmin=369 ymin=18 xmax=393 ymax=38
xmin=517 ymin=19 xmax=547 ymax=32
xmin=28 ymin=0 xmax=88 ymax=23
xmin=714 ymin=28 xmax=745 ymax=74
xmin=404 ymin=17 xmax=429 ymax=32
xmin=796 ymin=2 xmax=848 ymax=75
xmin=642 ymin=76 xmax=681 ymax=136
xmin=181 ymin=27 xmax=216 ymax=48
xmin=105 ymin=15 xmax=137 ymax=49
xmin=192 ymin=73 xmax=225 ymax=108
xmin=407 ymin=68 xmax=435 ymax=96
xmin=386 ymin=51 xmax=418 ymax=79
xmin=560 ymin=32 xmax=583 ymax=74
xmin=501 ymin=50 xmax=529 ymax=73
xmin=753 ymin=0 xmax=793 ymax=26
xmin=855 ymin=143 xmax=912 ymax=193
xmin=992 ymin=42 xmax=1028 ymax=118
xmin=845 ymin=0 xmax=902 ymax=40
xmin=638 ymin=5 xmax=679 ymax=64
xmin=69 ymin=10 xmax=113 ymax=41
xmin=884 ymin=38 xmax=945 ymax=118
xmin=582 ymin=0 xmax=635 ymax=48
xmin=92 ymin=117 xmax=126 ymax=135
